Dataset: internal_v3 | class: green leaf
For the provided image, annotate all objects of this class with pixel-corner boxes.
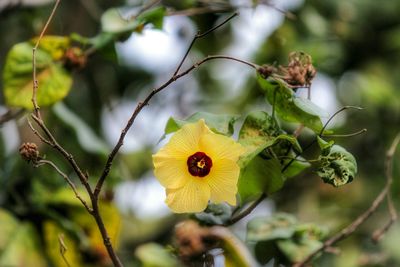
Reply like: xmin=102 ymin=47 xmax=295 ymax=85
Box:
xmin=276 ymin=224 xmax=327 ymax=263
xmin=316 ymin=136 xmax=334 ymax=151
xmin=282 ymin=157 xmax=311 ymax=178
xmin=257 ymin=74 xmax=324 ymax=133
xmin=247 ymin=213 xmax=298 ymax=242
xmin=316 ymin=144 xmax=357 ymax=187
xmin=101 ymin=6 xmax=165 ymax=34
xmin=0 ymin=223 xmax=47 ymax=267
xmin=247 ymin=214 xmax=328 ymax=264
xmin=135 ymin=243 xmax=181 ymax=267
xmin=165 ymin=112 xmax=239 ymax=136
xmin=238 ymin=111 xmax=281 ymax=146
xmin=238 ymin=111 xmax=302 ymax=168
xmin=195 ymin=203 xmax=233 ymax=225
xmin=101 ymin=8 xmax=140 ymax=34
xmin=3 ymin=42 xmax=72 ymax=109
xmin=238 ymin=134 xmax=301 ymax=168
xmin=238 ymin=157 xmax=285 ymax=203
xmin=137 ymin=6 xmax=165 ymax=30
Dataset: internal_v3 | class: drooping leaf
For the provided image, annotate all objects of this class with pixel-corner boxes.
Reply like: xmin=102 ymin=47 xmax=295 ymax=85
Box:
xmin=316 ymin=144 xmax=357 ymax=187
xmin=238 ymin=157 xmax=285 ymax=203
xmin=247 ymin=213 xmax=298 ymax=242
xmin=195 ymin=203 xmax=233 ymax=225
xmin=0 ymin=223 xmax=47 ymax=267
xmin=135 ymin=243 xmax=181 ymax=267
xmin=3 ymin=42 xmax=72 ymax=109
xmin=165 ymin=112 xmax=239 ymax=136
xmin=257 ymin=73 xmax=325 ymax=133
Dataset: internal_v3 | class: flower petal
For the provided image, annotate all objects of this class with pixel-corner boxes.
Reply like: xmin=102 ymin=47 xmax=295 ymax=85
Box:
xmin=165 ymin=178 xmax=210 ymax=213
xmin=153 ymin=153 xmax=190 ymax=189
xmin=200 ymin=132 xmax=246 ymax=162
xmin=206 ymin=158 xmax=240 ymax=206
xmin=166 ymin=119 xmax=212 ymax=156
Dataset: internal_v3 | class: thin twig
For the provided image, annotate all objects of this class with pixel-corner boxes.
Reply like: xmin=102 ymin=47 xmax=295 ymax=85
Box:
xmin=319 ymin=106 xmax=363 ymax=136
xmin=94 ymin=54 xmax=258 ymax=198
xmin=372 ymin=133 xmax=400 ymax=242
xmin=173 ymin=12 xmax=238 ymax=76
xmin=321 ymin=129 xmax=367 ymax=138
xmin=281 ymin=106 xmax=364 ymax=173
xmin=58 ymin=234 xmax=71 ymax=267
xmin=27 ymin=119 xmax=52 ymax=145
xmin=36 ymin=160 xmax=93 ymax=213
xmin=293 ymin=132 xmax=400 ymax=267
xmin=226 ymin=193 xmax=267 ymax=226
xmin=31 ymin=114 xmax=89 ymax=186
xmin=32 ymin=0 xmax=61 ymax=117
xmin=0 ymin=108 xmax=24 ymax=125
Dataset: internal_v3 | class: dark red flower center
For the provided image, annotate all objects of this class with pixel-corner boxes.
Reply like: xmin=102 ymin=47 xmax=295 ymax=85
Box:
xmin=187 ymin=152 xmax=213 ymax=177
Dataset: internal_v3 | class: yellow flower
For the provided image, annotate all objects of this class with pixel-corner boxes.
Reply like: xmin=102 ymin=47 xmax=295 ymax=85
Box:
xmin=152 ymin=119 xmax=246 ymax=213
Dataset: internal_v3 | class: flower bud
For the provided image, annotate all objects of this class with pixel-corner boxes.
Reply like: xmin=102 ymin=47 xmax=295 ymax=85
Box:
xmin=19 ymin=142 xmax=39 ymax=163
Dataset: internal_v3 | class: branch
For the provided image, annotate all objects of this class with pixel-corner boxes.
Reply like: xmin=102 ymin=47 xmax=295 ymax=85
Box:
xmin=28 ymin=1 xmax=124 ymax=266
xmin=293 ymin=132 xmax=400 ymax=267
xmin=226 ymin=193 xmax=267 ymax=226
xmin=31 ymin=114 xmax=90 ymax=189
xmin=94 ymin=58 xmax=257 ymax=197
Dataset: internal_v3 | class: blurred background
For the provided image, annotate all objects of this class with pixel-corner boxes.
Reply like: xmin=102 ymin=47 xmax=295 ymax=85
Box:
xmin=0 ymin=0 xmax=400 ymax=266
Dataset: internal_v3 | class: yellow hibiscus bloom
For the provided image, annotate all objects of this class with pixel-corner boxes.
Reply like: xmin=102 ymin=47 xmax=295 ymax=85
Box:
xmin=152 ymin=119 xmax=246 ymax=213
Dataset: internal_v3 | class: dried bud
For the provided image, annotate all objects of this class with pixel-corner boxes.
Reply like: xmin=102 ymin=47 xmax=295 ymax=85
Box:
xmin=19 ymin=142 xmax=39 ymax=163
xmin=258 ymin=64 xmax=277 ymax=78
xmin=281 ymin=52 xmax=316 ymax=87
xmin=64 ymin=47 xmax=87 ymax=70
